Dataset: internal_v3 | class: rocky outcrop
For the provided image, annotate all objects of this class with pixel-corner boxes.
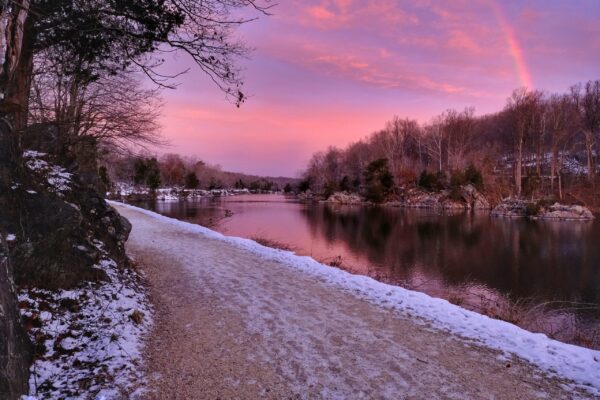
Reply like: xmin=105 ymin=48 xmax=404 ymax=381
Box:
xmin=460 ymin=184 xmax=491 ymax=210
xmin=535 ymin=203 xmax=594 ymax=220
xmin=401 ymin=190 xmax=465 ymax=210
xmin=0 ymin=125 xmax=131 ymax=289
xmin=326 ymin=191 xmax=363 ymax=205
xmin=490 ymin=199 xmax=529 ymax=218
xmin=396 ymin=185 xmax=490 ymax=211
xmin=491 ymin=198 xmax=595 ymax=220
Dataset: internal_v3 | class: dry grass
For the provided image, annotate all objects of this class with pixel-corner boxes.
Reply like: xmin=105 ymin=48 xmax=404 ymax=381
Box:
xmin=250 ymin=236 xmax=293 ymax=252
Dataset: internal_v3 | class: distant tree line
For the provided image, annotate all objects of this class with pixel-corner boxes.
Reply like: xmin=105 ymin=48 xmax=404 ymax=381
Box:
xmin=100 ymin=152 xmax=296 ymax=193
xmin=302 ymin=81 xmax=600 ymax=205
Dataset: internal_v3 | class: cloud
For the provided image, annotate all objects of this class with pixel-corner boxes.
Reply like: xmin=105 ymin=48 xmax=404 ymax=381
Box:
xmin=295 ymin=0 xmax=419 ymax=30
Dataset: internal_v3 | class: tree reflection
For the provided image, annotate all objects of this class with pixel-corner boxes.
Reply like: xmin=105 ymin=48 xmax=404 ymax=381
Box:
xmin=302 ymin=204 xmax=600 ymax=305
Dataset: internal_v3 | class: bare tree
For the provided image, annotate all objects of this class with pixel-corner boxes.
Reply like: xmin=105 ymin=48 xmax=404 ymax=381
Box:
xmin=444 ymin=107 xmax=476 ymax=171
xmin=29 ymin=52 xmax=164 ymax=150
xmin=423 ymin=116 xmax=445 ymax=173
xmin=571 ymin=81 xmax=600 ymax=183
xmin=505 ymin=88 xmax=543 ymax=196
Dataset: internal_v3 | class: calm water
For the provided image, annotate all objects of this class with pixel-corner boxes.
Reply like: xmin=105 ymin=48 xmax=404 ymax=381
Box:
xmin=132 ymin=194 xmax=600 ymax=348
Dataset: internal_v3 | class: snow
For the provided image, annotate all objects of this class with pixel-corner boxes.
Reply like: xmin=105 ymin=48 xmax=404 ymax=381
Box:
xmin=112 ymin=201 xmax=600 ymax=397
xmin=18 ymin=241 xmax=152 ymax=399
xmin=23 ymin=150 xmax=72 ymax=195
xmin=112 ymin=183 xmax=251 ymax=201
xmin=6 ymin=234 xmax=16 ymax=241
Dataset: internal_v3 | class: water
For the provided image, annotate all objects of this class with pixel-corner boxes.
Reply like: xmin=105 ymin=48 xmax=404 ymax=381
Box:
xmin=131 ymin=194 xmax=600 ymax=349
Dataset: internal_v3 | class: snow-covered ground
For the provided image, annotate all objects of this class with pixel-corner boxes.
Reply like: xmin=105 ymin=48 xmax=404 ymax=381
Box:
xmin=113 ymin=201 xmax=600 ymax=398
xmin=18 ymin=240 xmax=152 ymax=399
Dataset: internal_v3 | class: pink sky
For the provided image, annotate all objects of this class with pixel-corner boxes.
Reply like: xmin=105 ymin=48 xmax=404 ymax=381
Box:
xmin=157 ymin=0 xmax=600 ymax=177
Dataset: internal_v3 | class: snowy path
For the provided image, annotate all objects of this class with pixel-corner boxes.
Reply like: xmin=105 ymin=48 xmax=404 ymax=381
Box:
xmin=116 ymin=204 xmax=596 ymax=400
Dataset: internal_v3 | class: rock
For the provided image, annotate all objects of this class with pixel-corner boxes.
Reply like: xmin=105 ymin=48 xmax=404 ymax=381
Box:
xmin=129 ymin=310 xmax=144 ymax=325
xmin=461 ymin=184 xmax=491 ymax=210
xmin=400 ymin=189 xmax=468 ymax=211
xmin=297 ymin=190 xmax=316 ymax=202
xmin=490 ymin=199 xmax=529 ymax=218
xmin=326 ymin=192 xmax=363 ymax=205
xmin=0 ymin=123 xmax=131 ymax=289
xmin=491 ymin=199 xmax=595 ymax=220
xmin=536 ymin=203 xmax=595 ymax=220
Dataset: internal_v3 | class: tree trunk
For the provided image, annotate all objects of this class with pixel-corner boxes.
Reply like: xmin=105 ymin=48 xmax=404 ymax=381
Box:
xmin=5 ymin=10 xmax=35 ymax=132
xmin=550 ymin=146 xmax=558 ymax=193
xmin=584 ymin=131 xmax=595 ymax=183
xmin=515 ymin=137 xmax=523 ymax=196
xmin=0 ymin=239 xmax=32 ymax=399
xmin=0 ymin=0 xmax=34 ymax=131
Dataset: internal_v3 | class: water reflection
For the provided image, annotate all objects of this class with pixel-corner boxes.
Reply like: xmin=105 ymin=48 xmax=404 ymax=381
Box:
xmin=302 ymin=204 xmax=599 ymax=305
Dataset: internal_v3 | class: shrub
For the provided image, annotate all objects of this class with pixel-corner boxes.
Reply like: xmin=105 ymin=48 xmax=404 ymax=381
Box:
xmin=339 ymin=176 xmax=351 ymax=192
xmin=364 ymin=158 xmax=394 ymax=203
xmin=525 ymin=201 xmax=541 ymax=217
xmin=184 ymin=171 xmax=200 ymax=189
xmin=464 ymin=163 xmax=484 ymax=191
xmin=283 ymin=183 xmax=292 ymax=193
xmin=298 ymin=179 xmax=311 ymax=193
xmin=418 ymin=170 xmax=444 ymax=191
xmin=450 ymin=170 xmax=466 ymax=188
xmin=145 ymin=158 xmax=161 ymax=191
xmin=322 ymin=180 xmax=339 ymax=198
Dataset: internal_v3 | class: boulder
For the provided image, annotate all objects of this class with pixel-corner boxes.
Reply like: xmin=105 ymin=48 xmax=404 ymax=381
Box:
xmin=490 ymin=199 xmax=529 ymax=218
xmin=536 ymin=203 xmax=595 ymax=220
xmin=491 ymin=198 xmax=595 ymax=220
xmin=461 ymin=184 xmax=491 ymax=210
xmin=326 ymin=191 xmax=363 ymax=205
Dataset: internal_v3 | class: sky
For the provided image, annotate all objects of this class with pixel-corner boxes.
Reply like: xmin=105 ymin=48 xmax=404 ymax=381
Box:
xmin=157 ymin=0 xmax=600 ymax=178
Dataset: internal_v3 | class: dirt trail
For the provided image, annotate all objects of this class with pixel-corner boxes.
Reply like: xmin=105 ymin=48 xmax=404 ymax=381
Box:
xmin=116 ymin=204 xmax=592 ymax=400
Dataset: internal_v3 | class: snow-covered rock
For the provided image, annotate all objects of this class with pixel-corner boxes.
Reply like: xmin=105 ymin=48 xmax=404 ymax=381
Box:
xmin=491 ymin=199 xmax=595 ymax=220
xmin=326 ymin=191 xmax=363 ymax=205
xmin=536 ymin=203 xmax=595 ymax=220
xmin=490 ymin=199 xmax=529 ymax=218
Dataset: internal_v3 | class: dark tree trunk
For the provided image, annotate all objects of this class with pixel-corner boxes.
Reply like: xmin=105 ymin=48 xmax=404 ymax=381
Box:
xmin=5 ymin=12 xmax=36 ymax=132
xmin=0 ymin=239 xmax=32 ymax=399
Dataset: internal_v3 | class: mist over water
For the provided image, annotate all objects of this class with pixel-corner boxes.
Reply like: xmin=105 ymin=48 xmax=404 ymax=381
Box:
xmin=132 ymin=194 xmax=600 ymax=348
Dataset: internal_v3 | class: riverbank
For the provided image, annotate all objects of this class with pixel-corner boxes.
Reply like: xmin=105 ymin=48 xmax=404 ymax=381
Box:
xmin=115 ymin=202 xmax=600 ymax=399
xmin=306 ymin=188 xmax=596 ymax=220
xmin=108 ymin=184 xmax=277 ymax=202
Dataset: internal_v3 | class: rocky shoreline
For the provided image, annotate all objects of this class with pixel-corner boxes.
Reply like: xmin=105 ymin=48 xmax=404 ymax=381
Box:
xmin=108 ymin=186 xmax=255 ymax=202
xmin=490 ymin=199 xmax=595 ymax=220
xmin=309 ymin=185 xmax=595 ymax=221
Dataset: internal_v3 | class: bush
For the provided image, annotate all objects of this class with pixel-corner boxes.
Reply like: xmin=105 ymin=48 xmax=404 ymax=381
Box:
xmin=339 ymin=176 xmax=351 ymax=192
xmin=298 ymin=179 xmax=311 ymax=193
xmin=418 ymin=170 xmax=444 ymax=191
xmin=364 ymin=158 xmax=394 ymax=203
xmin=450 ymin=170 xmax=466 ymax=188
xmin=184 ymin=171 xmax=200 ymax=189
xmin=283 ymin=183 xmax=292 ymax=193
xmin=322 ymin=180 xmax=339 ymax=198
xmin=525 ymin=201 xmax=541 ymax=217
xmin=464 ymin=163 xmax=484 ymax=191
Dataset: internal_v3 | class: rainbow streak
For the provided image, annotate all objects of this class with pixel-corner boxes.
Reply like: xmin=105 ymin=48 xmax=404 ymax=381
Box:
xmin=487 ymin=0 xmax=533 ymax=89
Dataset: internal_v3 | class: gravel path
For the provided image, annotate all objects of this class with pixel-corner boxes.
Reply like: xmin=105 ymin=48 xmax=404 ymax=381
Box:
xmin=117 ymin=204 xmax=592 ymax=400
